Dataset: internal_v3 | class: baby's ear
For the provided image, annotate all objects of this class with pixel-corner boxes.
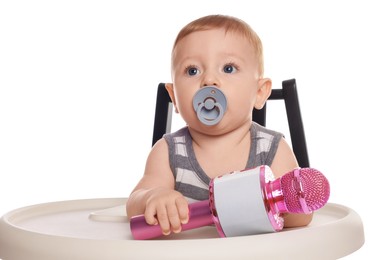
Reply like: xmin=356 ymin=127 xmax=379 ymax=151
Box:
xmin=254 ymin=78 xmax=272 ymax=110
xmin=165 ymin=83 xmax=179 ymax=113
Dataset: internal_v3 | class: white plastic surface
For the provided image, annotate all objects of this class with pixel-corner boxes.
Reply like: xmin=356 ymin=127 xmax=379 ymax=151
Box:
xmin=0 ymin=198 xmax=364 ymax=260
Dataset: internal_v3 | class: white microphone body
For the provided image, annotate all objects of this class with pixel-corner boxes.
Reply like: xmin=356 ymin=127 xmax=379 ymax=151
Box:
xmin=209 ymin=165 xmax=283 ymax=237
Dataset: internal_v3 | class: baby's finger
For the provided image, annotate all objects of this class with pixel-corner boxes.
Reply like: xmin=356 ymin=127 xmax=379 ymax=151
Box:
xmin=156 ymin=206 xmax=171 ymax=235
xmin=143 ymin=207 xmax=158 ymax=226
xmin=176 ymin=197 xmax=189 ymax=224
xmin=166 ymin=203 xmax=182 ymax=234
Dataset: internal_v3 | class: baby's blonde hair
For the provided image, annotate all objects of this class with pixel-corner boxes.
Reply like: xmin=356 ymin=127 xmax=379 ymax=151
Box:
xmin=172 ymin=14 xmax=264 ymax=76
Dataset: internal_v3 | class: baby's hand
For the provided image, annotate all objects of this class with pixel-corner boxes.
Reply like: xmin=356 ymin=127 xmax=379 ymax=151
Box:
xmin=144 ymin=188 xmax=189 ymax=235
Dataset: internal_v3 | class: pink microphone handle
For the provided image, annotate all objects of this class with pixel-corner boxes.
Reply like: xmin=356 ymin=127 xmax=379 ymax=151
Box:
xmin=130 ymin=200 xmax=214 ymax=240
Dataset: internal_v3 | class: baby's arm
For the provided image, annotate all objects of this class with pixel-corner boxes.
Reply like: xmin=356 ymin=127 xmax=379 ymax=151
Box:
xmin=126 ymin=138 xmax=189 ymax=235
xmin=270 ymin=137 xmax=314 ymax=228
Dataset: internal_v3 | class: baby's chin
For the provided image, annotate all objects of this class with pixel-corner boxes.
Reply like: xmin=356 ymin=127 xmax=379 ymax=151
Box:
xmin=187 ymin=121 xmax=247 ymax=137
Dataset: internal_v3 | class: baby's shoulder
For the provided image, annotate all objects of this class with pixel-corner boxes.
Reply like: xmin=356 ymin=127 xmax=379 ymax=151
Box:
xmin=251 ymin=122 xmax=284 ymax=139
xmin=163 ymin=126 xmax=189 ymax=138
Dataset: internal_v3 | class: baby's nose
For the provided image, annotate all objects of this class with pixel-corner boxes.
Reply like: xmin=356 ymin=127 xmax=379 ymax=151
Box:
xmin=202 ymin=72 xmax=220 ymax=87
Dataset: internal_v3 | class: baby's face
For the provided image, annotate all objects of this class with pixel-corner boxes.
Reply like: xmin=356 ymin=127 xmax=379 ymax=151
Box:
xmin=171 ymin=28 xmax=263 ymax=133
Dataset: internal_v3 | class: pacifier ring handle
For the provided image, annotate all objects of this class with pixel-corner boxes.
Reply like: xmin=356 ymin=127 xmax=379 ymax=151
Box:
xmin=196 ymin=102 xmax=224 ymax=126
xmin=192 ymin=86 xmax=227 ymax=126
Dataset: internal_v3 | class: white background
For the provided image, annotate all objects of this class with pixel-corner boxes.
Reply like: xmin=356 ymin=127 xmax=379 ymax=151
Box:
xmin=1 ymin=0 xmax=388 ymax=258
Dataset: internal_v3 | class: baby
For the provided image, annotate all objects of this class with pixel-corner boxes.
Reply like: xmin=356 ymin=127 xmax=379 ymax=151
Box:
xmin=127 ymin=14 xmax=313 ymax=236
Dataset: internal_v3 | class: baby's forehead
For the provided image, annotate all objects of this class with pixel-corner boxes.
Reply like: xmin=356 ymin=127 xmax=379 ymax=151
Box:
xmin=174 ymin=29 xmax=254 ymax=53
xmin=182 ymin=28 xmax=250 ymax=42
xmin=171 ymin=28 xmax=263 ymax=68
xmin=173 ymin=29 xmax=257 ymax=58
xmin=178 ymin=27 xmax=259 ymax=50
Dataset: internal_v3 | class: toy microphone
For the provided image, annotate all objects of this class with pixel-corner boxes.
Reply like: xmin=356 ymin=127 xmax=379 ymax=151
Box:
xmin=130 ymin=165 xmax=330 ymax=240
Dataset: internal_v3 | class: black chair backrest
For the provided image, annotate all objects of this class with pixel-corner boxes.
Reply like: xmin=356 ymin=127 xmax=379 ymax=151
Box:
xmin=152 ymin=78 xmax=310 ymax=167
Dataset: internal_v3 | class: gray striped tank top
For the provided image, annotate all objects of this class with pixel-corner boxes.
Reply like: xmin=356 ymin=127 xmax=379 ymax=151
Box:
xmin=163 ymin=122 xmax=283 ymax=202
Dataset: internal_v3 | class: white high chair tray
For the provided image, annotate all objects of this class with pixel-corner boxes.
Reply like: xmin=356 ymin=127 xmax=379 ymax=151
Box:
xmin=0 ymin=198 xmax=364 ymax=260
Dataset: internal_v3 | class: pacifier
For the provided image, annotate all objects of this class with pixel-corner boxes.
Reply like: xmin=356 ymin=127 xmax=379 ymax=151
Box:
xmin=192 ymin=86 xmax=227 ymax=126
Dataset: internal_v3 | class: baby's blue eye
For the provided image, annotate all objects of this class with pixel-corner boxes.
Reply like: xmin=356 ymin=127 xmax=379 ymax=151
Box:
xmin=187 ymin=67 xmax=198 ymax=76
xmin=223 ymin=64 xmax=236 ymax=73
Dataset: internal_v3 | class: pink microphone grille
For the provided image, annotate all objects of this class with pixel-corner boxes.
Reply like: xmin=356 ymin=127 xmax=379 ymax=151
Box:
xmin=280 ymin=168 xmax=330 ymax=213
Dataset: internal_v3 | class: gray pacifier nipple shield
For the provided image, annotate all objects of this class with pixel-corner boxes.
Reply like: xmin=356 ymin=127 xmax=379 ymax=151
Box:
xmin=192 ymin=86 xmax=227 ymax=126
